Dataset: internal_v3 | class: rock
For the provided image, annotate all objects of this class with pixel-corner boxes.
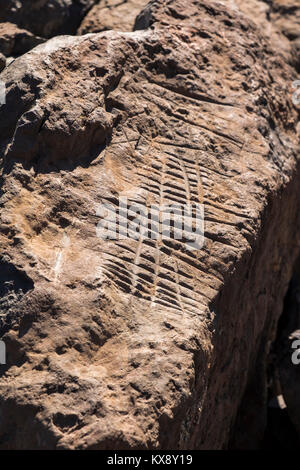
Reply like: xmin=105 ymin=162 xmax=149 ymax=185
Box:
xmin=274 ymin=257 xmax=300 ymax=440
xmin=0 ymin=22 xmax=45 ymax=57
xmin=78 ymin=0 xmax=149 ymax=34
xmin=0 ymin=52 xmax=5 ymax=71
xmin=277 ymin=330 xmax=300 ymax=441
xmin=263 ymin=394 xmax=299 ymax=449
xmin=271 ymin=0 xmax=300 ymax=72
xmin=0 ymin=0 xmax=98 ymax=39
xmin=0 ymin=0 xmax=299 ymax=450
xmin=224 ymin=0 xmax=300 ymax=71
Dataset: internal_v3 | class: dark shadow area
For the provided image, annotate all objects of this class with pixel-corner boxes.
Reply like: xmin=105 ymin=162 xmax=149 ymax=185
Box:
xmin=0 ymin=259 xmax=34 ymax=298
xmin=263 ymin=254 xmax=300 ymax=449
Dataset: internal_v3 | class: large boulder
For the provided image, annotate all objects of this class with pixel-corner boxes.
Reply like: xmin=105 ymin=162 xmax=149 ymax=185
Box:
xmin=0 ymin=0 xmax=299 ymax=450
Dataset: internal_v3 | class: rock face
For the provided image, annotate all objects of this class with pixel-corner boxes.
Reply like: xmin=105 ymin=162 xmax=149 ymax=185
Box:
xmin=78 ymin=0 xmax=149 ymax=34
xmin=0 ymin=0 xmax=299 ymax=450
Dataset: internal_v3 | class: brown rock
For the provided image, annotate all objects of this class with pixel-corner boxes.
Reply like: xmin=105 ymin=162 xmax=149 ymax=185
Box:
xmin=0 ymin=22 xmax=45 ymax=57
xmin=0 ymin=52 xmax=5 ymax=71
xmin=0 ymin=0 xmax=98 ymax=39
xmin=78 ymin=0 xmax=149 ymax=34
xmin=0 ymin=0 xmax=299 ymax=450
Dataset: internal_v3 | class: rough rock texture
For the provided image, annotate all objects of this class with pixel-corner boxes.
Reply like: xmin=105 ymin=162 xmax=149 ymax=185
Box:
xmin=227 ymin=0 xmax=300 ymax=72
xmin=0 ymin=23 xmax=45 ymax=58
xmin=274 ymin=255 xmax=300 ymax=441
xmin=0 ymin=0 xmax=299 ymax=450
xmin=78 ymin=0 xmax=149 ymax=34
xmin=0 ymin=0 xmax=98 ymax=39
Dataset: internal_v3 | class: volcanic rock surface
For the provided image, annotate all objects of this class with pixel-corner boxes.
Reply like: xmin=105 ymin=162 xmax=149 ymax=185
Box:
xmin=0 ymin=0 xmax=299 ymax=450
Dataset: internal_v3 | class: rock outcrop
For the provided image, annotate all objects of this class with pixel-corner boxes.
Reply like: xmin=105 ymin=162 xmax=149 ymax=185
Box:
xmin=78 ymin=0 xmax=149 ymax=34
xmin=0 ymin=0 xmax=299 ymax=450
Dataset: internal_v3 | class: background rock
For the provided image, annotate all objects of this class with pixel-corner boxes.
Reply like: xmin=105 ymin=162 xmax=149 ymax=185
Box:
xmin=278 ymin=330 xmax=300 ymax=440
xmin=78 ymin=0 xmax=149 ymax=34
xmin=273 ymin=256 xmax=300 ymax=441
xmin=0 ymin=0 xmax=98 ymax=39
xmin=0 ymin=23 xmax=45 ymax=58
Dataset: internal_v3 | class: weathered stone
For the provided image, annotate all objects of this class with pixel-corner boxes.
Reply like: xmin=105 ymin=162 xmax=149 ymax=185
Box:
xmin=271 ymin=0 xmax=300 ymax=73
xmin=278 ymin=330 xmax=300 ymax=440
xmin=0 ymin=0 xmax=299 ymax=450
xmin=0 ymin=0 xmax=98 ymax=39
xmin=78 ymin=0 xmax=149 ymax=34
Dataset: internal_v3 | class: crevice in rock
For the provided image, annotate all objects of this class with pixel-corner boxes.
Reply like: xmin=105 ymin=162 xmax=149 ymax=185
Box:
xmin=0 ymin=259 xmax=33 ymax=298
xmin=229 ymin=254 xmax=300 ymax=449
xmin=263 ymin=254 xmax=300 ymax=449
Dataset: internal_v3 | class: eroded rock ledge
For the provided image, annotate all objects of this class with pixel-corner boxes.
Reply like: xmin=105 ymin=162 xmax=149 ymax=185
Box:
xmin=0 ymin=0 xmax=299 ymax=450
